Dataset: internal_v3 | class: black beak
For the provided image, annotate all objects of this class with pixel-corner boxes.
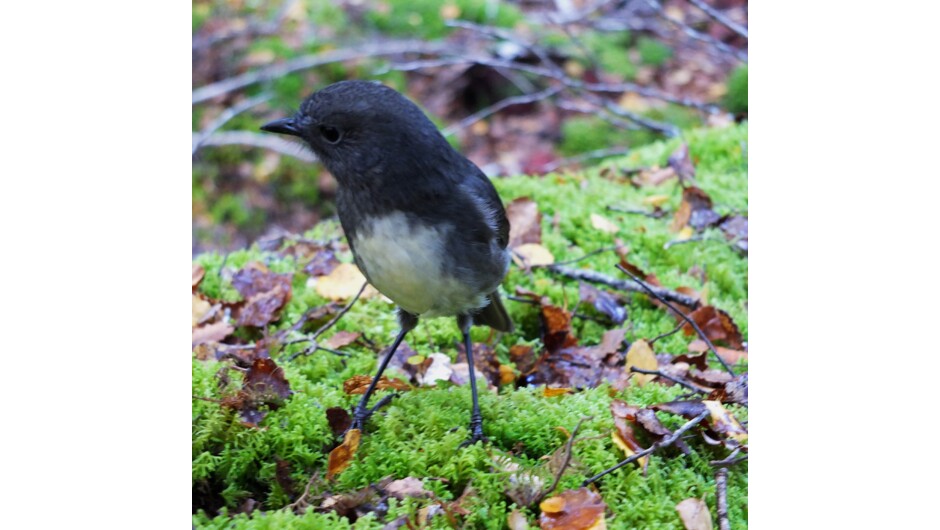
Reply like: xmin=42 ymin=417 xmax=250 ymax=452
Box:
xmin=260 ymin=116 xmax=302 ymax=137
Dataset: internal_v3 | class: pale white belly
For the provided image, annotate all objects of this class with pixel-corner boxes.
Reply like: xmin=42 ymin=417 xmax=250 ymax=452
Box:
xmin=350 ymin=212 xmax=488 ymax=317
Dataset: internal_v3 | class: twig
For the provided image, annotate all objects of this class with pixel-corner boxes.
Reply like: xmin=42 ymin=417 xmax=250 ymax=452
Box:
xmin=196 ymin=131 xmax=316 ymax=162
xmin=286 ymin=471 xmax=320 ymax=513
xmin=540 ymin=416 xmax=593 ymax=502
xmin=550 ymin=245 xmax=627 ymax=267
xmin=582 ymin=410 xmax=709 ymax=486
xmin=547 ymin=264 xmax=699 ymax=307
xmin=543 ymin=147 xmax=632 ymax=173
xmin=367 ymin=393 xmax=398 ymax=415
xmin=685 ymin=0 xmax=748 ymax=39
xmin=607 ymin=205 xmax=666 ymax=219
xmin=441 ymin=85 xmax=562 ymax=137
xmin=630 ymin=367 xmax=706 ymax=394
xmin=616 ymin=264 xmax=734 ymax=375
xmin=590 ymin=92 xmax=680 ymax=137
xmin=192 ymin=93 xmax=272 ymax=155
xmin=716 ymin=467 xmax=731 ymax=530
xmin=286 ymin=282 xmax=368 ymax=361
xmin=648 ymin=321 xmax=684 ymax=345
xmin=192 ymin=40 xmax=455 ymax=104
xmin=710 ymin=448 xmax=747 ymax=467
xmin=643 ymin=0 xmax=747 ymax=62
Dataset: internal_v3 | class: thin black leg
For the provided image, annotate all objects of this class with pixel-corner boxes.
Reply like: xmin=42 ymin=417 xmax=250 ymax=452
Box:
xmin=349 ymin=310 xmax=417 ymax=433
xmin=458 ymin=315 xmax=488 ymax=446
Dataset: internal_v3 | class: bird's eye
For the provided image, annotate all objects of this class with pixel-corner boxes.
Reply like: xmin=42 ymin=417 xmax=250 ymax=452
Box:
xmin=319 ymin=125 xmax=342 ymax=144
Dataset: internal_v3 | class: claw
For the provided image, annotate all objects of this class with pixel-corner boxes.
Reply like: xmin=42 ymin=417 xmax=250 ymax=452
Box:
xmin=458 ymin=413 xmax=489 ymax=447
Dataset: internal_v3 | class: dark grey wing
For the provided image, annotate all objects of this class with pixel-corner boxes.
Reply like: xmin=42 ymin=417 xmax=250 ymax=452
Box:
xmin=458 ymin=161 xmax=510 ymax=249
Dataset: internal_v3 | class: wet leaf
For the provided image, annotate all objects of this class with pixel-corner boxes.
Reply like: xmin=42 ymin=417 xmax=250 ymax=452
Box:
xmin=236 ymin=282 xmax=292 ymax=327
xmin=719 ymin=215 xmax=748 ymax=252
xmin=671 ymin=187 xmax=720 ymax=232
xmin=610 ymin=400 xmax=648 ymax=470
xmin=322 ymin=331 xmax=361 ymax=349
xmin=303 ymin=249 xmax=340 ymax=276
xmin=192 ymin=295 xmax=212 ymax=326
xmin=633 ymin=166 xmax=677 ymax=187
xmin=232 ymin=262 xmax=290 ymax=298
xmin=703 ymin=400 xmax=748 ymax=443
xmin=625 ymin=340 xmax=658 ymax=386
xmin=541 ymin=304 xmax=578 ymax=353
xmin=652 ymin=400 xmax=708 ymax=419
xmin=343 ymin=375 xmax=412 ymax=395
xmin=326 ymin=428 xmax=361 ymax=480
xmin=508 ymin=509 xmax=531 ymax=530
xmin=686 ymin=340 xmax=748 ymax=364
xmin=675 ymin=498 xmax=712 ymax=530
xmin=672 ymin=352 xmax=709 ymax=371
xmin=687 ymin=369 xmax=734 ymax=389
xmin=635 ymin=408 xmax=672 ymax=438
xmin=538 ymin=488 xmax=607 ymax=530
xmin=707 ymin=373 xmax=748 ymax=406
xmin=507 ymin=197 xmax=543 ymax=248
xmin=590 ymin=213 xmax=620 ymax=234
xmin=668 ymin=143 xmax=696 ymax=184
xmin=513 ymin=243 xmax=556 ymax=268
xmin=578 ymin=283 xmax=627 ymax=324
xmin=682 ymin=307 xmax=744 ymax=349
xmin=510 ymin=344 xmax=538 ymax=375
xmin=192 ymin=320 xmax=234 ymax=347
xmin=543 ymin=387 xmax=572 ymax=397
xmin=221 ymin=358 xmax=292 ymax=427
xmin=325 ymin=407 xmax=351 ymax=437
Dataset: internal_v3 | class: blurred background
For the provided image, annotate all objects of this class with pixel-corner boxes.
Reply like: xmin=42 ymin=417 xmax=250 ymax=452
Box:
xmin=192 ymin=0 xmax=747 ymax=254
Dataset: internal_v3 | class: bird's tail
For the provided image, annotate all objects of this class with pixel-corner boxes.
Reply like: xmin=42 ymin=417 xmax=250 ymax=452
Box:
xmin=475 ymin=290 xmax=514 ymax=333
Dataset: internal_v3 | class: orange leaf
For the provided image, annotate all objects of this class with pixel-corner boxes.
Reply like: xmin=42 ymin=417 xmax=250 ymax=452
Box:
xmin=543 ymin=387 xmax=572 ymax=398
xmin=343 ymin=375 xmax=411 ymax=395
xmin=538 ymin=488 xmax=607 ymax=530
xmin=326 ymin=428 xmax=361 ymax=480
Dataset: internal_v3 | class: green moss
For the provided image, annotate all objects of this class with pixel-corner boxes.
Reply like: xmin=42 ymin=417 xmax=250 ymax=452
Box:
xmin=725 ymin=65 xmax=748 ymax=115
xmin=194 ymin=124 xmax=748 ymax=529
xmin=366 ymin=0 xmax=523 ymax=40
xmin=637 ymin=37 xmax=673 ymax=66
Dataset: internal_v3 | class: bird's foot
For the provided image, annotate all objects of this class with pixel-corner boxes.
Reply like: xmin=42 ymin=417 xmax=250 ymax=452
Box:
xmin=458 ymin=413 xmax=488 ymax=448
xmin=347 ymin=408 xmax=372 ymax=435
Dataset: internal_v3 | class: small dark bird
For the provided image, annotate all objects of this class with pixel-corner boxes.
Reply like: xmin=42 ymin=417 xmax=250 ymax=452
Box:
xmin=261 ymin=80 xmax=512 ymax=445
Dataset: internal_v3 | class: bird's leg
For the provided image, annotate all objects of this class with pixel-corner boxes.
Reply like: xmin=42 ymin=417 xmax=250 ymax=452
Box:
xmin=458 ymin=314 xmax=488 ymax=447
xmin=349 ymin=310 xmax=417 ymax=433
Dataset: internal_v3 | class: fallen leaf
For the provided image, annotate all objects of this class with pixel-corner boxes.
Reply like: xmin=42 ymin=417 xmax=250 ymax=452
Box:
xmin=192 ymin=295 xmax=212 ymax=326
xmin=321 ymin=331 xmax=361 ymax=349
xmin=633 ymin=166 xmax=677 ymax=187
xmin=652 ymin=400 xmax=708 ymax=419
xmin=543 ymin=387 xmax=572 ymax=397
xmin=687 ymin=339 xmax=748 ymax=364
xmin=538 ymin=488 xmax=607 ymax=530
xmin=507 ymin=197 xmax=543 ymax=248
xmin=513 ymin=243 xmax=556 ymax=267
xmin=221 ymin=358 xmax=292 ymax=426
xmin=231 ymin=262 xmax=289 ymax=298
xmin=456 ymin=342 xmax=502 ymax=387
xmin=673 ymin=352 xmax=709 ymax=371
xmin=675 ymin=498 xmax=712 ymax=530
xmin=681 ymin=307 xmax=744 ymax=349
xmin=314 ymin=263 xmax=370 ymax=301
xmin=541 ymin=303 xmax=578 ymax=353
xmin=671 ymin=187 xmax=721 ymax=232
xmin=508 ymin=509 xmax=531 ymax=530
xmin=326 ymin=429 xmax=361 ymax=480
xmin=625 ymin=340 xmax=658 ymax=386
xmin=385 ymin=477 xmax=431 ymax=499
xmin=500 ymin=364 xmax=517 ymax=385
xmin=510 ymin=344 xmax=538 ymax=375
xmin=417 ymin=352 xmax=454 ymax=386
xmin=193 ymin=264 xmax=205 ymax=291
xmin=325 ymin=407 xmax=351 ymax=437
xmin=668 ymin=143 xmax=696 ymax=184
xmin=707 ymin=373 xmax=748 ymax=406
xmin=610 ymin=400 xmax=649 ymax=471
xmin=642 ymin=194 xmax=671 ymax=207
xmin=343 ymin=375 xmax=412 ymax=395
xmin=578 ymin=283 xmax=627 ymax=324
xmin=192 ymin=320 xmax=234 ymax=347
xmin=590 ymin=213 xmax=620 ymax=234
xmin=703 ymin=400 xmax=748 ymax=443
xmin=303 ymin=249 xmax=340 ymax=276
xmin=236 ymin=283 xmax=292 ymax=327
xmin=719 ymin=215 xmax=748 ymax=252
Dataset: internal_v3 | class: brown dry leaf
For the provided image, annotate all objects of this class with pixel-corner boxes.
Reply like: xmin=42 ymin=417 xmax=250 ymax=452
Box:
xmin=303 ymin=249 xmax=340 ymax=276
xmin=670 ymin=187 xmax=720 ymax=232
xmin=322 ymin=331 xmax=361 ymax=350
xmin=508 ymin=509 xmax=531 ymax=530
xmin=538 ymin=488 xmax=607 ymax=530
xmin=236 ymin=283 xmax=292 ymax=327
xmin=221 ymin=358 xmax=292 ymax=426
xmin=703 ymin=400 xmax=748 ymax=443
xmin=192 ymin=295 xmax=212 ymax=326
xmin=499 ymin=364 xmax=516 ymax=385
xmin=610 ymin=400 xmax=649 ymax=471
xmin=507 ymin=197 xmax=543 ymax=248
xmin=193 ymin=264 xmax=205 ymax=291
xmin=541 ymin=304 xmax=578 ymax=353
xmin=682 ymin=307 xmax=744 ymax=349
xmin=668 ymin=143 xmax=696 ymax=184
xmin=510 ymin=344 xmax=538 ymax=375
xmin=652 ymin=400 xmax=708 ymax=419
xmin=326 ymin=428 xmax=361 ymax=480
xmin=513 ymin=243 xmax=556 ymax=268
xmin=687 ymin=339 xmax=748 ymax=364
xmin=417 ymin=352 xmax=454 ymax=386
xmin=633 ymin=166 xmax=677 ymax=187
xmin=315 ymin=263 xmax=371 ymax=301
xmin=325 ymin=407 xmax=351 ymax=438
xmin=343 ymin=375 xmax=412 ymax=395
xmin=578 ymin=283 xmax=627 ymax=325
xmin=625 ymin=340 xmax=658 ymax=386
xmin=192 ymin=320 xmax=234 ymax=347
xmin=675 ymin=498 xmax=713 ymax=530
xmin=543 ymin=387 xmax=572 ymax=397
xmin=385 ymin=477 xmax=431 ymax=499
xmin=719 ymin=215 xmax=748 ymax=252
xmin=611 ymin=430 xmax=648 ymax=470
xmin=590 ymin=213 xmax=620 ymax=234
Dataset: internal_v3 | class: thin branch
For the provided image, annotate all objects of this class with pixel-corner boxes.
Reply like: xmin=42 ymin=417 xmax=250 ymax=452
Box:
xmin=192 ymin=93 xmax=272 ymax=155
xmin=286 ymin=282 xmax=368 ymax=362
xmin=630 ymin=367 xmax=706 ymax=394
xmin=192 ymin=40 xmax=455 ymax=104
xmin=582 ymin=410 xmax=709 ymax=486
xmin=685 ymin=0 xmax=748 ymax=39
xmin=591 ymin=93 xmax=680 ymax=137
xmin=540 ymin=416 xmax=593 ymax=502
xmin=616 ymin=264 xmax=734 ymax=375
xmin=643 ymin=0 xmax=747 ymax=62
xmin=549 ymin=244 xmax=626 ymax=267
xmin=648 ymin=321 xmax=685 ymax=345
xmin=715 ymin=467 xmax=731 ymax=530
xmin=193 ymin=0 xmax=298 ymax=51
xmin=543 ymin=147 xmax=632 ymax=173
xmin=547 ymin=264 xmax=700 ymax=307
xmin=196 ymin=131 xmax=317 ymax=162
xmin=441 ymin=85 xmax=562 ymax=137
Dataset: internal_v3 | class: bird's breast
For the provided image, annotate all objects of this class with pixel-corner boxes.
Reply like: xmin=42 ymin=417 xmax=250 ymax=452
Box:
xmin=349 ymin=211 xmax=489 ymax=318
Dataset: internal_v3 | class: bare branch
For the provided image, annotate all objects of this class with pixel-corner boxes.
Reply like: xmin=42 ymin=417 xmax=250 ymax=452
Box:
xmin=542 ymin=146 xmax=632 ymax=173
xmin=192 ymin=93 xmax=272 ymax=155
xmin=547 ymin=264 xmax=700 ymax=307
xmin=441 ymin=85 xmax=562 ymax=137
xmin=685 ymin=0 xmax=748 ymax=39
xmin=582 ymin=410 xmax=709 ymax=486
xmin=715 ymin=467 xmax=731 ymax=530
xmin=629 ymin=366 xmax=707 ymax=394
xmin=192 ymin=40 xmax=455 ymax=104
xmin=643 ymin=0 xmax=747 ymax=62
xmin=540 ymin=416 xmax=593 ymax=502
xmin=196 ymin=131 xmax=316 ymax=162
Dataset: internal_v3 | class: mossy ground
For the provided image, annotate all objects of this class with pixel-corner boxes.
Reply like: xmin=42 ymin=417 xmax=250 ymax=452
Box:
xmin=193 ymin=122 xmax=748 ymax=529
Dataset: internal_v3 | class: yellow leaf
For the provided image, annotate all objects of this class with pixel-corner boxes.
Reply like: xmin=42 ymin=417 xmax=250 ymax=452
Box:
xmin=677 ymin=226 xmax=695 ymax=240
xmin=675 ymin=498 xmax=713 ymax=530
xmin=703 ymin=400 xmax=748 ymax=443
xmin=314 ymin=263 xmax=376 ymax=301
xmin=192 ymin=295 xmax=211 ymax=327
xmin=539 ymin=496 xmax=566 ymax=514
xmin=326 ymin=429 xmax=361 ymax=480
xmin=590 ymin=213 xmax=620 ymax=234
xmin=543 ymin=387 xmax=572 ymax=397
xmin=512 ymin=243 xmax=555 ymax=268
xmin=625 ymin=340 xmax=658 ymax=386
xmin=611 ymin=431 xmax=648 ymax=469
xmin=642 ymin=195 xmax=670 ymax=208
